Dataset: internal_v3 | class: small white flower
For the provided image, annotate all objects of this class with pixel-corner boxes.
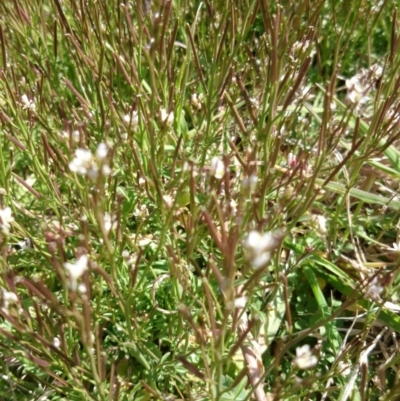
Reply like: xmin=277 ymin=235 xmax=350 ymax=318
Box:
xmin=312 ymin=214 xmax=327 ymax=235
xmin=1 ymin=289 xmax=18 ymax=311
xmin=53 ymin=337 xmax=61 ymax=348
xmin=371 ymin=64 xmax=383 ymax=80
xmin=243 ymin=230 xmax=283 ymax=269
xmin=95 ymin=143 xmax=108 ymax=161
xmin=104 ymin=212 xmax=116 ymax=234
xmin=101 ymin=164 xmax=111 ymax=176
xmin=21 ymin=94 xmax=36 ymax=111
xmin=17 ymin=238 xmax=32 ymax=252
xmin=163 ymin=195 xmax=174 ymax=208
xmin=122 ymin=250 xmax=136 ymax=267
xmin=69 ymin=145 xmax=110 ymax=179
xmin=293 ymin=344 xmax=318 ymax=370
xmin=64 ymin=255 xmax=88 ymax=290
xmin=346 ymin=90 xmax=363 ymax=105
xmin=190 ymin=93 xmax=203 ymax=110
xmin=2 ymin=290 xmax=18 ymax=303
xmin=234 ymin=296 xmax=248 ymax=308
xmin=244 ymin=231 xmax=275 ymax=253
xmin=252 ymin=252 xmax=272 ymax=270
xmin=0 ymin=207 xmax=14 ymax=235
xmin=78 ymin=283 xmax=87 ymax=294
xmin=346 ymin=76 xmax=363 ymax=94
xmin=160 ymin=108 xmax=174 ymax=125
xmin=123 ymin=110 xmax=139 ymax=127
xmin=72 ymin=130 xmax=80 ymax=142
xmin=133 ymin=204 xmax=149 ymax=219
xmin=20 ymin=94 xmax=28 ymax=104
xmin=210 ymin=157 xmax=225 ymax=180
xmin=345 ymin=76 xmax=369 ymax=106
xmin=69 ymin=149 xmax=98 ymax=179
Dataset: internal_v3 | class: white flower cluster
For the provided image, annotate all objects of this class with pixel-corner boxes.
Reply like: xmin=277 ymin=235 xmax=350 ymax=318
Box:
xmin=64 ymin=255 xmax=88 ymax=291
xmin=243 ymin=229 xmax=284 ymax=270
xmin=0 ymin=207 xmax=14 ymax=235
xmin=133 ymin=204 xmax=149 ymax=219
xmin=69 ymin=143 xmax=111 ymax=179
xmin=122 ymin=249 xmax=137 ymax=267
xmin=345 ymin=64 xmax=383 ymax=109
xmin=190 ymin=93 xmax=203 ymax=110
xmin=345 ymin=76 xmax=368 ymax=106
xmin=104 ymin=212 xmax=117 ymax=234
xmin=1 ymin=289 xmax=18 ymax=312
xmin=293 ymin=344 xmax=318 ymax=370
xmin=21 ymin=94 xmax=36 ymax=111
xmin=123 ymin=110 xmax=139 ymax=127
xmin=162 ymin=194 xmax=174 ymax=208
xmin=160 ymin=108 xmax=174 ymax=125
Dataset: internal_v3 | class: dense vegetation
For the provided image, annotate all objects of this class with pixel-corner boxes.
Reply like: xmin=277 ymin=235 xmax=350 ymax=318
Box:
xmin=0 ymin=0 xmax=400 ymax=400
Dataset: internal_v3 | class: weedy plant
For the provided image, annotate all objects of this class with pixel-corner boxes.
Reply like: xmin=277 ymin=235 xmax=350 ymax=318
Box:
xmin=0 ymin=0 xmax=400 ymax=400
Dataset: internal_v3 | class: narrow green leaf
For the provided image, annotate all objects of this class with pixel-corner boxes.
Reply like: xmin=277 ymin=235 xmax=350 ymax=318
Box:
xmin=316 ymin=179 xmax=400 ymax=209
xmin=265 ymin=285 xmax=286 ymax=346
xmin=303 ymin=264 xmax=342 ymax=353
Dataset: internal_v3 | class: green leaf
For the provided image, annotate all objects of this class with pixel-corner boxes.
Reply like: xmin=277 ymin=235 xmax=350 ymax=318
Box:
xmin=303 ymin=264 xmax=342 ymax=353
xmin=265 ymin=285 xmax=286 ymax=347
xmin=220 ymin=376 xmax=249 ymax=401
xmin=313 ymin=254 xmax=353 ymax=281
xmin=316 ymin=179 xmax=400 ymax=209
xmin=315 ymin=267 xmax=400 ymax=332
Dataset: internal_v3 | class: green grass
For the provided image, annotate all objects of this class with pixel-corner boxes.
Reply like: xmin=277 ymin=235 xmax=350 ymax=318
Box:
xmin=0 ymin=0 xmax=400 ymax=400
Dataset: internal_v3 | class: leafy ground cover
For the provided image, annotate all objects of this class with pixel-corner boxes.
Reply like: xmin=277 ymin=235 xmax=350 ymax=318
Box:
xmin=0 ymin=0 xmax=400 ymax=400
